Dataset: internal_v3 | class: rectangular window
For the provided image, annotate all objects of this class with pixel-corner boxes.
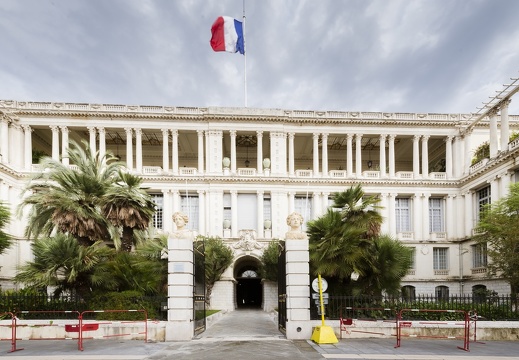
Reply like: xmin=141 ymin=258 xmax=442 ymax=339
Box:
xmin=433 ymin=247 xmax=448 ymax=270
xmin=472 ymin=243 xmax=488 ymax=268
xmin=150 ymin=194 xmax=163 ymax=230
xmin=263 ymin=195 xmax=271 ymax=221
xmin=295 ymin=195 xmax=312 ymax=231
xmin=180 ymin=194 xmax=199 ymax=231
xmin=429 ymin=198 xmax=444 ymax=232
xmin=395 ymin=197 xmax=411 ymax=232
xmin=410 ymin=247 xmax=416 ymax=270
xmin=223 ymin=193 xmax=231 ymax=222
xmin=477 ymin=186 xmax=491 ymax=221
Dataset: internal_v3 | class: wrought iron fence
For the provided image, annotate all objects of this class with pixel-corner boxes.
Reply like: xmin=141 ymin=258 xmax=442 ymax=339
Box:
xmin=310 ymin=294 xmax=519 ymax=321
xmin=0 ymin=294 xmax=168 ymax=320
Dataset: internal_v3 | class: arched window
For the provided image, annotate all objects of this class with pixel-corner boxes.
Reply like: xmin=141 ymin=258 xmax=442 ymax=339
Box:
xmin=435 ymin=285 xmax=449 ymax=300
xmin=401 ymin=285 xmax=416 ymax=301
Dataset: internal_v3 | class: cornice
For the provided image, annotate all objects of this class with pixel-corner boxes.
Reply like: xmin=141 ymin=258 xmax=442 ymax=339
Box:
xmin=4 ymin=99 xmax=513 ymax=128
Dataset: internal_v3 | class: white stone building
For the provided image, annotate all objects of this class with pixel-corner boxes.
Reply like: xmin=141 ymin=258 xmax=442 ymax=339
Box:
xmin=0 ymin=97 xmax=518 ymax=311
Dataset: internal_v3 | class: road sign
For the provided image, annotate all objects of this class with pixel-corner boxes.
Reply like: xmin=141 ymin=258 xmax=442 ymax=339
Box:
xmin=312 ymin=293 xmax=329 ymax=300
xmin=315 ymin=299 xmax=329 ymax=305
xmin=312 ymin=277 xmax=328 ymax=292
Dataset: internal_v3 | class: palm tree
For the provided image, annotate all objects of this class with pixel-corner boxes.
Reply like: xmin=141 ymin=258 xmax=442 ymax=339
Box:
xmin=308 ymin=185 xmax=411 ymax=295
xmin=101 ymin=171 xmax=156 ymax=252
xmin=0 ymin=201 xmax=12 ymax=256
xmin=14 ymin=233 xmax=114 ymax=297
xmin=18 ymin=140 xmax=120 ymax=246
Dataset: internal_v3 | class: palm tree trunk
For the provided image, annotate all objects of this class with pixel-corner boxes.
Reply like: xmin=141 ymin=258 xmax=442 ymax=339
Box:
xmin=205 ymin=284 xmax=213 ymax=308
xmin=121 ymin=226 xmax=133 ymax=252
xmin=77 ymin=236 xmax=94 ymax=247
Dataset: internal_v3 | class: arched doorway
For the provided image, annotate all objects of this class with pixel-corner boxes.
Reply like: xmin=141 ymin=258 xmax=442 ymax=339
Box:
xmin=234 ymin=256 xmax=263 ymax=309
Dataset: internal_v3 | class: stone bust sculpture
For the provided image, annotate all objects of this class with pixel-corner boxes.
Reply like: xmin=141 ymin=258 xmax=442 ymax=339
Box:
xmin=285 ymin=212 xmax=306 ymax=240
xmin=171 ymin=211 xmax=193 ymax=240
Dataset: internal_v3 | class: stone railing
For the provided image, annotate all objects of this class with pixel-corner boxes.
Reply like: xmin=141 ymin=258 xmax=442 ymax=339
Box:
xmin=469 ymin=158 xmax=489 ymax=173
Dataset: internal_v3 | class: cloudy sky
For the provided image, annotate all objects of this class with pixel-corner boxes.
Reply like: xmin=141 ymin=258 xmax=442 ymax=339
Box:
xmin=1 ymin=0 xmax=519 ymax=114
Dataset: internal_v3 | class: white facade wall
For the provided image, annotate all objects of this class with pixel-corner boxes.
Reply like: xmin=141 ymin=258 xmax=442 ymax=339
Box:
xmin=0 ymin=101 xmax=518 ymax=302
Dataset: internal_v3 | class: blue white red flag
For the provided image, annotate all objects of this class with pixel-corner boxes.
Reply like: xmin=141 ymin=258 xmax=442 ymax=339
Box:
xmin=210 ymin=16 xmax=245 ymax=55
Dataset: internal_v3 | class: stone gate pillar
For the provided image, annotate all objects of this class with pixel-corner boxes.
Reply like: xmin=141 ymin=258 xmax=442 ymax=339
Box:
xmin=165 ymin=214 xmax=195 ymax=341
xmin=284 ymin=212 xmax=311 ymax=339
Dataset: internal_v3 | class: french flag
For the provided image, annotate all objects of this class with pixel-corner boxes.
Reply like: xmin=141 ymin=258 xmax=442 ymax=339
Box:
xmin=210 ymin=16 xmax=245 ymax=55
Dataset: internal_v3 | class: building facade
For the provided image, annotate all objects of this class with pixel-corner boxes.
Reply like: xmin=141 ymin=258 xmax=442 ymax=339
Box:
xmin=0 ymin=99 xmax=518 ymax=309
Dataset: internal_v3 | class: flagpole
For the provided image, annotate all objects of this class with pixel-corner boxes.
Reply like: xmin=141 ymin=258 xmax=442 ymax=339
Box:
xmin=243 ymin=0 xmax=247 ymax=107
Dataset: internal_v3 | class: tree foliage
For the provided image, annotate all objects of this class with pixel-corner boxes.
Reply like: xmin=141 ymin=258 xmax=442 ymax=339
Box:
xmin=259 ymin=240 xmax=282 ymax=281
xmin=0 ymin=201 xmax=12 ymax=256
xmin=194 ymin=236 xmax=233 ymax=307
xmin=308 ymin=185 xmax=412 ymax=296
xmin=476 ymin=182 xmax=519 ymax=295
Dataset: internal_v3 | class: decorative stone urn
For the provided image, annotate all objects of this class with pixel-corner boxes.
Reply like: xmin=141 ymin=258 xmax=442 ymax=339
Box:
xmin=264 ymin=219 xmax=272 ymax=229
xmin=223 ymin=219 xmax=231 ymax=229
xmin=262 ymin=158 xmax=271 ymax=169
xmin=222 ymin=157 xmax=231 ymax=168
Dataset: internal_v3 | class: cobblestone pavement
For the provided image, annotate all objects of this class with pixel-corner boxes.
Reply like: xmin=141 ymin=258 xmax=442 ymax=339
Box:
xmin=2 ymin=309 xmax=519 ymax=359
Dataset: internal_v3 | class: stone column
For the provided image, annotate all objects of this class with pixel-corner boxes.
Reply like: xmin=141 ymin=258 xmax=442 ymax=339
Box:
xmin=288 ymin=192 xmax=295 ymax=214
xmin=455 ymin=194 xmax=464 ymax=239
xmin=197 ymin=130 xmax=204 ymax=175
xmin=288 ymin=132 xmax=295 ymax=176
xmin=135 ymin=128 xmax=142 ymax=172
xmin=231 ymin=190 xmax=238 ymax=238
xmin=446 ymin=194 xmax=455 ymax=240
xmin=257 ymin=131 xmax=264 ymax=174
xmin=463 ymin=130 xmax=472 ymax=175
xmin=355 ymin=134 xmax=362 ymax=177
xmin=380 ymin=193 xmax=389 ymax=234
xmin=0 ymin=119 xmax=9 ymax=163
xmin=321 ymin=192 xmax=330 ymax=215
xmin=321 ymin=133 xmax=328 ymax=177
xmin=490 ymin=178 xmax=499 ymax=203
xmin=500 ymin=99 xmax=511 ymax=152
xmin=388 ymin=134 xmax=396 ymax=178
xmin=50 ymin=125 xmax=59 ymax=161
xmin=257 ymin=191 xmax=264 ymax=238
xmin=413 ymin=193 xmax=422 ymax=241
xmin=500 ymin=171 xmax=512 ymax=198
xmin=388 ymin=193 xmax=397 ymax=237
xmin=60 ymin=126 xmax=69 ymax=165
xmin=413 ymin=135 xmax=420 ymax=179
xmin=463 ymin=191 xmax=473 ymax=238
xmin=312 ymin=133 xmax=319 ymax=177
xmin=453 ymin=135 xmax=462 ymax=178
xmin=162 ymin=128 xmax=169 ymax=173
xmin=230 ymin=130 xmax=237 ymax=175
xmin=445 ymin=136 xmax=453 ymax=179
xmin=88 ymin=126 xmax=97 ymax=156
xmin=285 ymin=231 xmax=311 ymax=339
xmin=379 ymin=134 xmax=387 ymax=177
xmin=422 ymin=192 xmax=430 ymax=240
xmin=172 ymin=190 xmax=180 ymax=213
xmin=98 ymin=127 xmax=106 ymax=162
xmin=171 ymin=130 xmax=179 ymax=175
xmin=162 ymin=190 xmax=172 ymax=233
xmin=197 ymin=190 xmax=206 ymax=235
xmin=166 ymin=232 xmax=194 ymax=341
xmin=421 ymin=135 xmax=429 ymax=178
xmin=346 ymin=134 xmax=353 ymax=178
xmin=489 ymin=108 xmax=499 ymax=157
xmin=124 ymin=127 xmax=133 ymax=171
xmin=22 ymin=125 xmax=32 ymax=170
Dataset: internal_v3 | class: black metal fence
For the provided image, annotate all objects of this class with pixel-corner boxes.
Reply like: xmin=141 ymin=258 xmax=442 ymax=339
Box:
xmin=0 ymin=293 xmax=168 ymax=320
xmin=310 ymin=294 xmax=519 ymax=321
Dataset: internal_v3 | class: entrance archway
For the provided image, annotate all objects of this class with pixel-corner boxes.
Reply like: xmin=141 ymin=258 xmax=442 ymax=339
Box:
xmin=234 ymin=256 xmax=263 ymax=309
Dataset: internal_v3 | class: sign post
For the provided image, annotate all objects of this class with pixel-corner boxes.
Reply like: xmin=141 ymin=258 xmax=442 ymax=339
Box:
xmin=310 ymin=274 xmax=338 ymax=344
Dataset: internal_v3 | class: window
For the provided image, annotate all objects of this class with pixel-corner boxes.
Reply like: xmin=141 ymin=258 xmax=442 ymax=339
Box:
xmin=472 ymin=284 xmax=488 ymax=303
xmin=401 ymin=285 xmax=416 ymax=301
xmin=181 ymin=194 xmax=199 ymax=231
xmin=477 ymin=186 xmax=491 ymax=220
xmin=150 ymin=194 xmax=163 ymax=230
xmin=409 ymin=247 xmax=416 ymax=270
xmin=223 ymin=193 xmax=231 ymax=222
xmin=435 ymin=285 xmax=449 ymax=300
xmin=472 ymin=243 xmax=487 ymax=268
xmin=429 ymin=198 xmax=444 ymax=232
xmin=395 ymin=197 xmax=411 ymax=232
xmin=433 ymin=247 xmax=448 ymax=270
xmin=295 ymin=195 xmax=312 ymax=231
xmin=263 ymin=195 xmax=271 ymax=221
